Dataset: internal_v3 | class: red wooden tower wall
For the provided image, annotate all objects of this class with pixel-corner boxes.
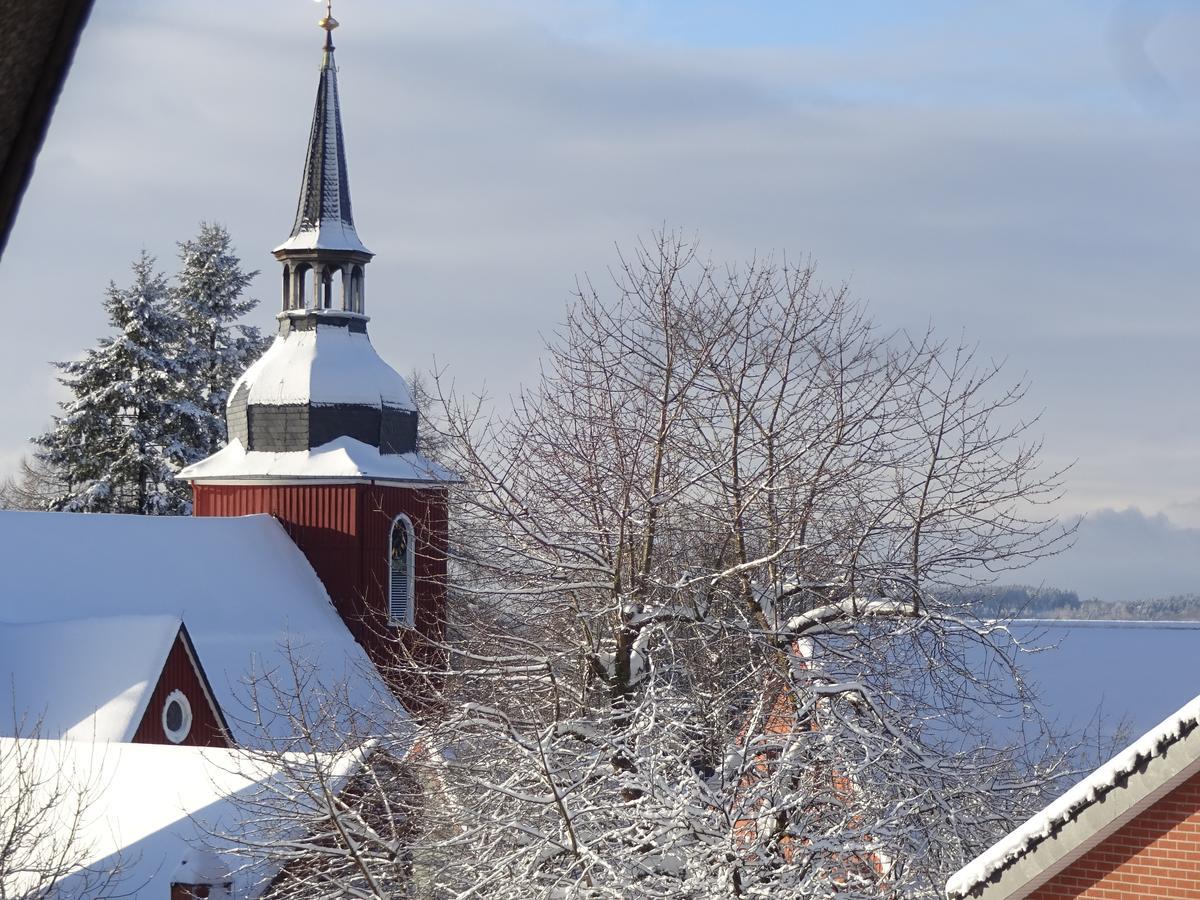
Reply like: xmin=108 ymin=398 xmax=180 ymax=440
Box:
xmin=192 ymin=482 xmax=448 ymax=676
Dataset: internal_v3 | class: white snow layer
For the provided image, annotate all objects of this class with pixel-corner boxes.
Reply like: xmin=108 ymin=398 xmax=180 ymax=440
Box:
xmin=179 ymin=435 xmax=459 ymax=483
xmin=0 ymin=616 xmax=181 ymax=742
xmin=0 ymin=511 xmax=391 ymax=746
xmin=946 ymin=691 xmax=1200 ymax=898
xmin=0 ymin=737 xmax=360 ymax=900
xmin=273 ymin=220 xmax=370 ymax=254
xmin=233 ymin=320 xmax=414 ymax=409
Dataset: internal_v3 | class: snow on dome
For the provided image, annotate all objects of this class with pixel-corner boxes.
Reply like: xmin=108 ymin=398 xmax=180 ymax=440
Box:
xmin=179 ymin=435 xmax=459 ymax=484
xmin=0 ymin=511 xmax=393 ymax=746
xmin=946 ymin=691 xmax=1200 ymax=898
xmin=0 ymin=616 xmax=181 ymax=742
xmin=233 ymin=319 xmax=414 ymax=409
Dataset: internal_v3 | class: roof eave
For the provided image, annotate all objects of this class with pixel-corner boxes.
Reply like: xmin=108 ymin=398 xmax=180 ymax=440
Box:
xmin=948 ymin=711 xmax=1200 ymax=900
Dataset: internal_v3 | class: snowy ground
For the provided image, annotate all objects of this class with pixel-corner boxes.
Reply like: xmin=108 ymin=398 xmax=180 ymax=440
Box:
xmin=1010 ymin=619 xmax=1200 ymax=748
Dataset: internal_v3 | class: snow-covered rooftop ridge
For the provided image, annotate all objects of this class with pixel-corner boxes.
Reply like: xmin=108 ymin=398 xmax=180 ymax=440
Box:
xmin=0 ymin=511 xmax=392 ymax=746
xmin=231 ymin=323 xmax=414 ymax=409
xmin=275 ymin=40 xmax=370 ymax=256
xmin=0 ymin=616 xmax=181 ymax=742
xmin=180 ymin=436 xmax=460 ymax=484
xmin=946 ymin=691 xmax=1200 ymax=898
xmin=0 ymin=738 xmax=363 ymax=900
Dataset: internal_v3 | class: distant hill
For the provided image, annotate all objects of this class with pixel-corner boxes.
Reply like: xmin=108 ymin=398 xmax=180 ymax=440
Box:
xmin=958 ymin=584 xmax=1200 ymax=621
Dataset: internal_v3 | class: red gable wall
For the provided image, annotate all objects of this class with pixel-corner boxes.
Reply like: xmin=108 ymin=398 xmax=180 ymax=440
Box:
xmin=131 ymin=630 xmax=231 ymax=748
xmin=1029 ymin=769 xmax=1200 ymax=899
xmin=192 ymin=483 xmax=448 ymax=681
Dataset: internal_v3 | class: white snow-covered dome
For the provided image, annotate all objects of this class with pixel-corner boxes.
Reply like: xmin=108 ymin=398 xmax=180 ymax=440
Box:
xmin=209 ymin=310 xmax=422 ymax=461
xmin=233 ymin=313 xmax=414 ymax=410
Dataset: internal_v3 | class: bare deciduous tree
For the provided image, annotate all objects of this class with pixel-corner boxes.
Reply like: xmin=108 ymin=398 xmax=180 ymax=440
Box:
xmin=0 ymin=721 xmax=125 ymax=899
xmin=227 ymin=233 xmax=1077 ymax=898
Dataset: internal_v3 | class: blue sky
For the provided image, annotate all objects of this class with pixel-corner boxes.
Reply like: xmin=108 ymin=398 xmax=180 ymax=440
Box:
xmin=3 ymin=0 xmax=1200 ymax=597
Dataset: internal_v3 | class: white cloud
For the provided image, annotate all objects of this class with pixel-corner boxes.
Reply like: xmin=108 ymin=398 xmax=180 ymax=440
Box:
xmin=2 ymin=0 xmax=1199 ymax=526
xmin=1019 ymin=507 xmax=1200 ymax=602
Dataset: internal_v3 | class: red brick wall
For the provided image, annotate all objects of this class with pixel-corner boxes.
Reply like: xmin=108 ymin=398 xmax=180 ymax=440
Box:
xmin=1029 ymin=770 xmax=1200 ymax=899
xmin=131 ymin=630 xmax=231 ymax=748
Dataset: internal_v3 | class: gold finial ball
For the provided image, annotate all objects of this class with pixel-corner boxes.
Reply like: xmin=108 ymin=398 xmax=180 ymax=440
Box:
xmin=317 ymin=0 xmax=338 ymax=31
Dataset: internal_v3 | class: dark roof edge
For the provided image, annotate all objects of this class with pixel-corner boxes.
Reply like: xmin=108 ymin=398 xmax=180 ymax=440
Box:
xmin=0 ymin=0 xmax=95 ymax=259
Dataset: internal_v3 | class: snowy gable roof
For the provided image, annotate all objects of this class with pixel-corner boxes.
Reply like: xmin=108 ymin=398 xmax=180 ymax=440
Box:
xmin=232 ymin=322 xmax=415 ymax=409
xmin=181 ymin=435 xmax=459 ymax=484
xmin=947 ymin=691 xmax=1200 ymax=900
xmin=0 ymin=738 xmax=362 ymax=900
xmin=0 ymin=615 xmax=181 ymax=742
xmin=0 ymin=511 xmax=390 ymax=745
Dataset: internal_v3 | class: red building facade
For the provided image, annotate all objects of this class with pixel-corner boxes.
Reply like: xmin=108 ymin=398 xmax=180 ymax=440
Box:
xmin=948 ymin=697 xmax=1200 ymax=900
xmin=1028 ymin=770 xmax=1200 ymax=899
xmin=193 ymin=482 xmax=448 ymax=669
xmin=179 ymin=10 xmax=456 ymax=689
xmin=132 ymin=626 xmax=232 ymax=749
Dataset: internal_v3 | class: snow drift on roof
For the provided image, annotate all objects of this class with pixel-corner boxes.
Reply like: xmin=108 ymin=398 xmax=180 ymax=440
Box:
xmin=179 ymin=435 xmax=459 ymax=484
xmin=233 ymin=321 xmax=414 ymax=409
xmin=0 ymin=511 xmax=391 ymax=746
xmin=0 ymin=616 xmax=180 ymax=742
xmin=0 ymin=737 xmax=362 ymax=900
xmin=946 ymin=691 xmax=1200 ymax=898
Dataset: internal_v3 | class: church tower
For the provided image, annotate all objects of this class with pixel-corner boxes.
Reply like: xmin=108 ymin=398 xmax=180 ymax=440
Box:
xmin=181 ymin=8 xmax=454 ymax=671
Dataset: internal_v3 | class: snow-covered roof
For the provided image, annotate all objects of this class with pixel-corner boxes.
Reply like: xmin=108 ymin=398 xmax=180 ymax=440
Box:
xmin=947 ymin=691 xmax=1200 ymax=899
xmin=232 ymin=320 xmax=414 ymax=409
xmin=0 ymin=511 xmax=391 ymax=745
xmin=0 ymin=738 xmax=361 ymax=900
xmin=0 ymin=615 xmax=182 ymax=742
xmin=180 ymin=435 xmax=458 ymax=484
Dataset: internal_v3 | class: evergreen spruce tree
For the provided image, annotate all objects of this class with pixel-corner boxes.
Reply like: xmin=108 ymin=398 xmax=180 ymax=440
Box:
xmin=34 ymin=252 xmax=194 ymax=514
xmin=172 ymin=222 xmax=265 ymax=461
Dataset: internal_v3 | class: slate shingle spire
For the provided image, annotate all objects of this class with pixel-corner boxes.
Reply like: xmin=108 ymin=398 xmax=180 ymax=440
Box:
xmin=180 ymin=2 xmax=426 ymax=463
xmin=275 ymin=6 xmax=369 ymax=255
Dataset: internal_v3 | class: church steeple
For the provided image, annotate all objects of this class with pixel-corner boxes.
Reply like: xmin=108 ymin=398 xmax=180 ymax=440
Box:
xmin=184 ymin=5 xmax=454 ymax=687
xmin=274 ymin=5 xmax=372 ymax=316
xmin=276 ymin=6 xmax=369 ymax=257
xmin=181 ymin=5 xmax=439 ymax=465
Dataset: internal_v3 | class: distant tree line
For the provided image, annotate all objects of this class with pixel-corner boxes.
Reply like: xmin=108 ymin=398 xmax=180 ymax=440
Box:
xmin=1 ymin=223 xmax=267 ymax=515
xmin=964 ymin=584 xmax=1200 ymax=621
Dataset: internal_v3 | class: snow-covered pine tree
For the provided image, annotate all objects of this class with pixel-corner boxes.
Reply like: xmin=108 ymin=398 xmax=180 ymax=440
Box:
xmin=172 ymin=222 xmax=265 ymax=462
xmin=34 ymin=252 xmax=194 ymax=514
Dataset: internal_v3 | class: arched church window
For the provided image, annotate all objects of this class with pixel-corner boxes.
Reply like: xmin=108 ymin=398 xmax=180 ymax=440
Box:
xmin=282 ymin=266 xmax=291 ymax=310
xmin=389 ymin=514 xmax=415 ymax=628
xmin=351 ymin=266 xmax=364 ymax=313
xmin=294 ymin=263 xmax=312 ymax=309
xmin=321 ymin=267 xmax=335 ymax=309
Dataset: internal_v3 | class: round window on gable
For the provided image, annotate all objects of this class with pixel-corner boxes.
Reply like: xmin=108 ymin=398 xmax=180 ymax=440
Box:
xmin=162 ymin=689 xmax=193 ymax=744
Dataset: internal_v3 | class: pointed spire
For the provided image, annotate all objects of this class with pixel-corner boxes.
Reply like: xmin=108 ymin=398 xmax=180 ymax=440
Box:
xmin=275 ymin=3 xmax=370 ymax=255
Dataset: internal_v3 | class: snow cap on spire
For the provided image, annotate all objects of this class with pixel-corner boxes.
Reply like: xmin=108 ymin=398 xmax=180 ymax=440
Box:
xmin=274 ymin=3 xmax=370 ymax=255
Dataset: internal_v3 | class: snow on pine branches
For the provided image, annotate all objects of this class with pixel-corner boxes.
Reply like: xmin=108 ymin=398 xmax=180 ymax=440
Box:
xmin=173 ymin=222 xmax=265 ymax=461
xmin=30 ymin=225 xmax=265 ymax=515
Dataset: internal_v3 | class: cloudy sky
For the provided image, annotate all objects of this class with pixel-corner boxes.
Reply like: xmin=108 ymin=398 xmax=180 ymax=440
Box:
xmin=3 ymin=1 xmax=1200 ymax=598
